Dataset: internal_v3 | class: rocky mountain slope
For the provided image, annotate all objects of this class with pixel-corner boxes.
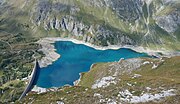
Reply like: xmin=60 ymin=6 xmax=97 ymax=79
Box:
xmin=0 ymin=0 xmax=180 ymax=49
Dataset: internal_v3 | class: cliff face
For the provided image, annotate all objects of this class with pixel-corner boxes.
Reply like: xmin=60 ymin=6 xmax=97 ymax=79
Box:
xmin=0 ymin=0 xmax=180 ymax=49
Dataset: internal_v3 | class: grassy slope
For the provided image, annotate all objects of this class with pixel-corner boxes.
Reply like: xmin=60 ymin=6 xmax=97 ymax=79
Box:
xmin=0 ymin=80 xmax=25 ymax=103
xmin=79 ymin=57 xmax=180 ymax=88
xmin=0 ymin=1 xmax=44 ymax=102
xmin=18 ymin=56 xmax=180 ymax=104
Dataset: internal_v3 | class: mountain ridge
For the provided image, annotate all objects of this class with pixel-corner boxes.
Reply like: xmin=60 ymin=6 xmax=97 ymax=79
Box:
xmin=0 ymin=0 xmax=180 ymax=50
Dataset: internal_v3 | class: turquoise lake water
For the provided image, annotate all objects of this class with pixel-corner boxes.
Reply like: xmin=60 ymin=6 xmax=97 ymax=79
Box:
xmin=36 ymin=41 xmax=149 ymax=88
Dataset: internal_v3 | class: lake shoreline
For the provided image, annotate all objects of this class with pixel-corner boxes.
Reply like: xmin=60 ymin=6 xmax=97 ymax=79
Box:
xmin=37 ymin=37 xmax=180 ymax=68
xmin=32 ymin=37 xmax=180 ymax=92
xmin=37 ymin=38 xmax=61 ymax=68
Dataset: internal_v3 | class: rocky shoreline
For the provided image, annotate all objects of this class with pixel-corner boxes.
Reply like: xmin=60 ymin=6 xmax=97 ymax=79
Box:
xmin=32 ymin=37 xmax=180 ymax=92
xmin=37 ymin=38 xmax=60 ymax=68
xmin=37 ymin=37 xmax=180 ymax=68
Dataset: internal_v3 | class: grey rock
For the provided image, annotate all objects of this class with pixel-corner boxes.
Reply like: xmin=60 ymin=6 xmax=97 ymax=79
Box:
xmin=55 ymin=19 xmax=60 ymax=30
xmin=32 ymin=1 xmax=79 ymax=26
xmin=155 ymin=10 xmax=180 ymax=33
xmin=81 ymin=0 xmax=106 ymax=7
xmin=95 ymin=25 xmax=135 ymax=46
xmin=105 ymin=0 xmax=143 ymax=22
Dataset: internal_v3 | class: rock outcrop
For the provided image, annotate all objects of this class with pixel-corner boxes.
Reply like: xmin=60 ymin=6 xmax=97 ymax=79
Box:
xmin=0 ymin=0 xmax=180 ymax=49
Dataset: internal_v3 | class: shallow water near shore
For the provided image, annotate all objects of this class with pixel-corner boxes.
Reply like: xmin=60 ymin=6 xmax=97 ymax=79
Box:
xmin=36 ymin=41 xmax=149 ymax=88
